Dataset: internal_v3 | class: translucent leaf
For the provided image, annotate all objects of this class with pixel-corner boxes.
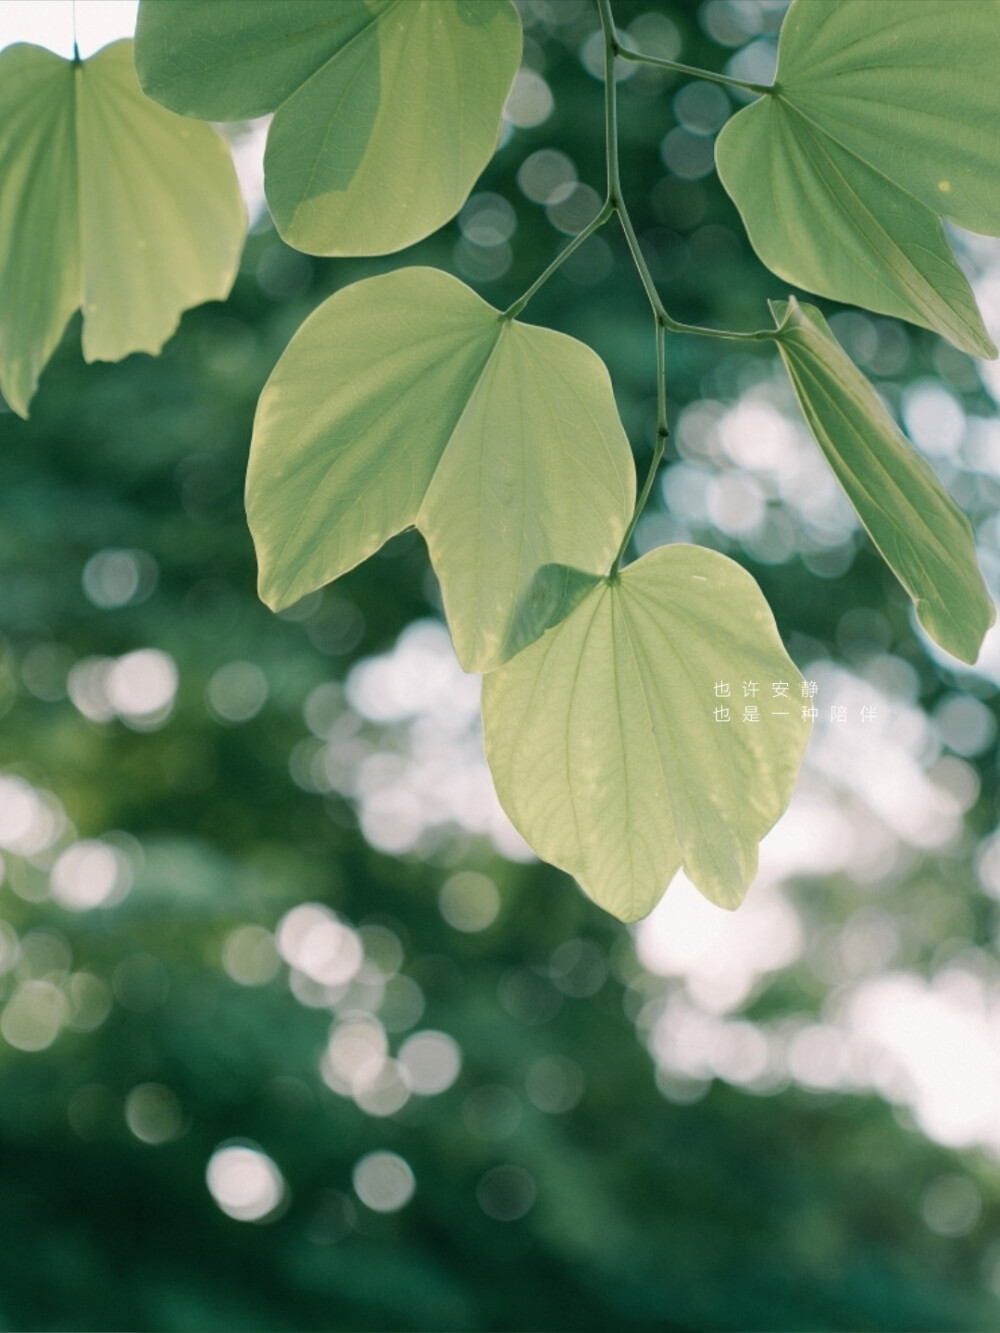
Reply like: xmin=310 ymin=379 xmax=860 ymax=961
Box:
xmin=135 ymin=0 xmax=522 ymax=257
xmin=482 ymin=545 xmax=810 ymax=922
xmin=245 ymin=267 xmax=635 ymax=673
xmin=716 ymin=0 xmax=999 ymax=358
xmin=772 ymin=298 xmax=994 ymax=664
xmin=0 ymin=41 xmax=245 ymax=418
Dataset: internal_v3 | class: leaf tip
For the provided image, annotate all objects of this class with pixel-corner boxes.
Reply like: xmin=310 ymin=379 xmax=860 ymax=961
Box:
xmin=0 ymin=378 xmax=33 ymax=420
xmin=608 ymin=901 xmax=658 ymax=927
xmin=915 ymin=595 xmax=994 ymax=667
xmin=581 ymin=874 xmax=671 ymax=926
xmin=255 ymin=567 xmax=292 ymax=616
xmin=690 ymin=873 xmax=749 ymax=914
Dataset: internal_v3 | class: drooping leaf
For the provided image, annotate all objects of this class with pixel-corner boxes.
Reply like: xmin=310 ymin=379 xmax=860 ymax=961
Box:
xmin=715 ymin=0 xmax=1000 ymax=358
xmin=771 ymin=298 xmax=994 ymax=664
xmin=245 ymin=267 xmax=635 ymax=673
xmin=0 ymin=40 xmax=245 ymax=419
xmin=482 ymin=545 xmax=810 ymax=921
xmin=135 ymin=0 xmax=521 ymax=257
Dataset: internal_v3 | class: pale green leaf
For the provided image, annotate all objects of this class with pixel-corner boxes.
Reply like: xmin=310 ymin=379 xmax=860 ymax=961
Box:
xmin=135 ymin=0 xmax=522 ymax=257
xmin=772 ymin=298 xmax=994 ymax=663
xmin=76 ymin=45 xmax=246 ymax=363
xmin=245 ymin=267 xmax=635 ymax=673
xmin=482 ymin=545 xmax=811 ymax=922
xmin=715 ymin=0 xmax=999 ymax=358
xmin=0 ymin=40 xmax=245 ymax=418
xmin=0 ymin=46 xmax=80 ymax=420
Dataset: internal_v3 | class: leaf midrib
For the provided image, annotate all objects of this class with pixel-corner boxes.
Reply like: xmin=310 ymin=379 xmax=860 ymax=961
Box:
xmin=776 ymin=91 xmax=935 ymax=221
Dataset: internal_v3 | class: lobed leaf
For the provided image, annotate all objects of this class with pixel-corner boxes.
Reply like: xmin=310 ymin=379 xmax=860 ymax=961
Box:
xmin=135 ymin=0 xmax=522 ymax=257
xmin=245 ymin=267 xmax=635 ymax=673
xmin=0 ymin=40 xmax=245 ymax=418
xmin=716 ymin=0 xmax=1000 ymax=358
xmin=482 ymin=544 xmax=811 ymax=922
xmin=771 ymin=298 xmax=994 ymax=664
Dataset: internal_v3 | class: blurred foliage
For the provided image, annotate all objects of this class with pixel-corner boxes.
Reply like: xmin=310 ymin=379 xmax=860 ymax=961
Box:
xmin=1 ymin=0 xmax=1000 ymax=1329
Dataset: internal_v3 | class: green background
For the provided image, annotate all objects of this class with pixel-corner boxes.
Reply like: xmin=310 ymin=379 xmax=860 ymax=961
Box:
xmin=2 ymin=1 xmax=1000 ymax=1328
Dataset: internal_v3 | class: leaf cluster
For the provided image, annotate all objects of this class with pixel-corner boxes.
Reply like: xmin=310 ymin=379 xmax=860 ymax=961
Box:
xmin=1 ymin=0 xmax=998 ymax=924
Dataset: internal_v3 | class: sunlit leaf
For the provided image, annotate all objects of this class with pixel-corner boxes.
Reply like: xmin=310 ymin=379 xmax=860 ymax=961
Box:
xmin=135 ymin=0 xmax=521 ymax=257
xmin=772 ymin=298 xmax=994 ymax=664
xmin=716 ymin=0 xmax=999 ymax=358
xmin=245 ymin=267 xmax=634 ymax=673
xmin=0 ymin=40 xmax=244 ymax=419
xmin=482 ymin=545 xmax=810 ymax=921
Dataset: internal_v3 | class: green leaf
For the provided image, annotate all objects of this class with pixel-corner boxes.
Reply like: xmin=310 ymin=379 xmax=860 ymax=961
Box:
xmin=771 ymin=297 xmax=994 ymax=664
xmin=482 ymin=544 xmax=811 ymax=922
xmin=0 ymin=40 xmax=245 ymax=419
xmin=135 ymin=0 xmax=522 ymax=257
xmin=715 ymin=0 xmax=999 ymax=359
xmin=245 ymin=267 xmax=635 ymax=673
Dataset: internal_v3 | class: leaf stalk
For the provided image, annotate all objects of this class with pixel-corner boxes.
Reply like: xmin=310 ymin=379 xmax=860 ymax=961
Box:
xmin=501 ymin=199 xmax=613 ymax=321
xmin=506 ymin=0 xmax=776 ymax=571
xmin=610 ymin=318 xmax=667 ymax=578
xmin=613 ymin=46 xmax=773 ymax=98
xmin=596 ymin=0 xmax=772 ymax=566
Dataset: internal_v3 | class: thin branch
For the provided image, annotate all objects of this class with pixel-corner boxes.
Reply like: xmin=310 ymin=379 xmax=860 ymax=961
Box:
xmin=507 ymin=0 xmax=777 ymax=572
xmin=598 ymin=0 xmax=773 ymax=568
xmin=614 ymin=200 xmax=768 ymax=343
xmin=611 ymin=318 xmax=667 ymax=577
xmin=614 ymin=46 xmax=773 ymax=97
xmin=501 ymin=199 xmax=613 ymax=321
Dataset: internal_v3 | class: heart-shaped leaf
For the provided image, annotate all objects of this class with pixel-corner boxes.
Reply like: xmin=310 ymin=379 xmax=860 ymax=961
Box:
xmin=135 ymin=0 xmax=521 ymax=257
xmin=771 ymin=298 xmax=994 ymax=664
xmin=716 ymin=0 xmax=999 ymax=358
xmin=245 ymin=267 xmax=635 ymax=673
xmin=0 ymin=40 xmax=245 ymax=418
xmin=482 ymin=545 xmax=811 ymax=921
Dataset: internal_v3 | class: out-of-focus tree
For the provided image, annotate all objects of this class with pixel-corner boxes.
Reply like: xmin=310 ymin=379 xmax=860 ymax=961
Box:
xmin=2 ymin=1 xmax=1000 ymax=1330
